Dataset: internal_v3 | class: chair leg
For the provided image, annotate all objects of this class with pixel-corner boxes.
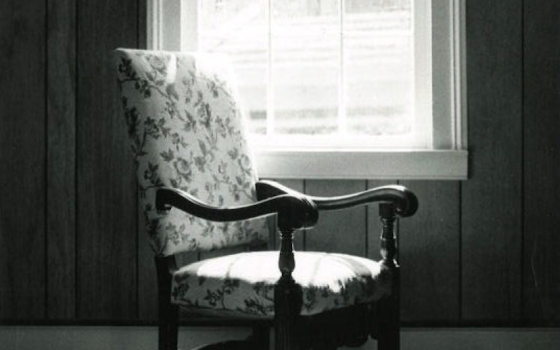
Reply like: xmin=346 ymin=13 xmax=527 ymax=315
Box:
xmin=156 ymin=256 xmax=179 ymax=350
xmin=158 ymin=303 xmax=179 ymax=350
xmin=169 ymin=304 xmax=179 ymax=350
xmin=274 ymin=277 xmax=303 ymax=350
xmin=249 ymin=325 xmax=270 ymax=350
xmin=377 ymin=295 xmax=400 ymax=350
xmin=377 ymin=265 xmax=400 ymax=350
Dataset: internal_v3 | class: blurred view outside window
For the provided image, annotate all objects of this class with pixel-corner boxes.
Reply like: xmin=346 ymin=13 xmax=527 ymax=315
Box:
xmin=198 ymin=0 xmax=419 ymax=148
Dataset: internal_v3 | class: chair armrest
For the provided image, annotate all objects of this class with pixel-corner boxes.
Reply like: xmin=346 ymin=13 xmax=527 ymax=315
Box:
xmin=256 ymin=180 xmax=418 ymax=217
xmin=256 ymin=180 xmax=307 ymax=200
xmin=155 ymin=187 xmax=318 ymax=230
xmin=310 ymin=185 xmax=418 ymax=217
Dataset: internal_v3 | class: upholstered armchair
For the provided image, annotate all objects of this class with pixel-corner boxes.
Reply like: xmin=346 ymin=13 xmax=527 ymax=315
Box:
xmin=114 ymin=49 xmax=418 ymax=350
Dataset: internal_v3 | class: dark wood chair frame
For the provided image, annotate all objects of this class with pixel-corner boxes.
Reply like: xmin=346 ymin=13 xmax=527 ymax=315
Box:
xmin=154 ymin=180 xmax=418 ymax=350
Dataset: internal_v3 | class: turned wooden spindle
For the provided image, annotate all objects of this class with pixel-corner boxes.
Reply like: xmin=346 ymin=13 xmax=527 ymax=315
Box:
xmin=278 ymin=228 xmax=296 ymax=277
xmin=379 ymin=202 xmax=397 ymax=266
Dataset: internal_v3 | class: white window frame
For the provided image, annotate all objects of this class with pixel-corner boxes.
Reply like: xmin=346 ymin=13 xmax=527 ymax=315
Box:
xmin=147 ymin=0 xmax=468 ymax=180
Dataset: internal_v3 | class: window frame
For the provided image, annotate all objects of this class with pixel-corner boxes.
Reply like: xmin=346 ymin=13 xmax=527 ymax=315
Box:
xmin=146 ymin=0 xmax=468 ymax=180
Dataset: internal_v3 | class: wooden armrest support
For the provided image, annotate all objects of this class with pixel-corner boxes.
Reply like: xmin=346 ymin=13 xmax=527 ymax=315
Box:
xmin=155 ymin=187 xmax=318 ymax=230
xmin=256 ymin=180 xmax=418 ymax=217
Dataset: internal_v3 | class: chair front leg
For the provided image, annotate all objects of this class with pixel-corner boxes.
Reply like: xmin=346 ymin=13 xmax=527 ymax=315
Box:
xmin=156 ymin=256 xmax=179 ymax=350
xmin=377 ymin=272 xmax=400 ymax=350
xmin=377 ymin=203 xmax=400 ymax=350
xmin=159 ymin=303 xmax=179 ymax=350
xmin=275 ymin=228 xmax=303 ymax=350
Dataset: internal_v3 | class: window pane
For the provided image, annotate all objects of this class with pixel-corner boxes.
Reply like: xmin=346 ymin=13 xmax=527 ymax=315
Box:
xmin=271 ymin=0 xmax=340 ymax=135
xmin=199 ymin=0 xmax=268 ymax=135
xmin=199 ymin=0 xmax=416 ymax=141
xmin=344 ymin=0 xmax=413 ymax=136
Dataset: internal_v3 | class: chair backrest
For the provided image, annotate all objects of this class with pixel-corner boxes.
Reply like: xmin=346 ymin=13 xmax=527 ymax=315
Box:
xmin=114 ymin=49 xmax=270 ymax=256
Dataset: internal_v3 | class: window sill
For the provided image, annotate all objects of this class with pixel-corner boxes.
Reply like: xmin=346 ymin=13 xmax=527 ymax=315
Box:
xmin=254 ymin=149 xmax=468 ymax=180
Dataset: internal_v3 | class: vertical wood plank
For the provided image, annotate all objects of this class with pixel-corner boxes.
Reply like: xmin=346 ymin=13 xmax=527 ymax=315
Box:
xmin=462 ymin=0 xmax=523 ymax=321
xmin=366 ymin=180 xmax=393 ymax=261
xmin=134 ymin=0 xmax=158 ymax=322
xmin=523 ymin=0 xmax=560 ymax=323
xmin=305 ymin=180 xmax=367 ymax=256
xmin=137 ymin=0 xmax=147 ymax=50
xmin=399 ymin=181 xmax=461 ymax=323
xmin=46 ymin=0 xmax=77 ymax=320
xmin=76 ymin=0 xmax=139 ymax=320
xmin=0 ymin=0 xmax=47 ymax=320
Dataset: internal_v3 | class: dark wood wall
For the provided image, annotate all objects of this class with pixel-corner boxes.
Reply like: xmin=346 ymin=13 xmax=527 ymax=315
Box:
xmin=0 ymin=0 xmax=558 ymax=325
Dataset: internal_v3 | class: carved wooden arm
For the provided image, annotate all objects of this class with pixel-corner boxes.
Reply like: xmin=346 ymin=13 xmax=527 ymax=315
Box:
xmin=155 ymin=187 xmax=318 ymax=230
xmin=256 ymin=180 xmax=418 ymax=217
xmin=257 ymin=179 xmax=418 ymax=280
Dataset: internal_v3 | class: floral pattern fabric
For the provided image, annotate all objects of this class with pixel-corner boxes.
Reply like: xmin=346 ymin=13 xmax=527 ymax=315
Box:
xmin=114 ymin=49 xmax=269 ymax=256
xmin=171 ymin=251 xmax=392 ymax=317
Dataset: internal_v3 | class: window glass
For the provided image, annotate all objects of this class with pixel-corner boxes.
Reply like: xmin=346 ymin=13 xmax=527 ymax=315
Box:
xmin=199 ymin=0 xmax=418 ymax=146
xmin=199 ymin=0 xmax=267 ymax=135
xmin=344 ymin=0 xmax=413 ymax=136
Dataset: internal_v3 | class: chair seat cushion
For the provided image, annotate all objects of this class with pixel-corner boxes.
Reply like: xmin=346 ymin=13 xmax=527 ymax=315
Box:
xmin=171 ymin=251 xmax=392 ymax=317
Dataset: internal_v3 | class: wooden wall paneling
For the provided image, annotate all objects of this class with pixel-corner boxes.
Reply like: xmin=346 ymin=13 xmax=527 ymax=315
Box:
xmin=305 ymin=180 xmax=367 ymax=256
xmin=0 ymin=0 xmax=47 ymax=320
xmin=399 ymin=181 xmax=461 ymax=323
xmin=138 ymin=0 xmax=147 ymax=49
xmin=76 ymin=0 xmax=139 ymax=320
xmin=522 ymin=0 xmax=560 ymax=323
xmin=366 ymin=180 xmax=394 ymax=261
xmin=46 ymin=0 xmax=76 ymax=320
xmin=461 ymin=0 xmax=523 ymax=321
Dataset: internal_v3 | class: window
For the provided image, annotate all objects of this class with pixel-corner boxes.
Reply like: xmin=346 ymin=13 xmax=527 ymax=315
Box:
xmin=147 ymin=0 xmax=468 ymax=179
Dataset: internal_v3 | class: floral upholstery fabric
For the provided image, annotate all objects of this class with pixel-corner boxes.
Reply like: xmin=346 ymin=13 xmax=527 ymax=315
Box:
xmin=171 ymin=251 xmax=392 ymax=317
xmin=114 ymin=49 xmax=269 ymax=256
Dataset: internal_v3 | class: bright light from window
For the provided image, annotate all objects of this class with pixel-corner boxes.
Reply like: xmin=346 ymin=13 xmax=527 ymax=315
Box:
xmin=198 ymin=0 xmax=424 ymax=149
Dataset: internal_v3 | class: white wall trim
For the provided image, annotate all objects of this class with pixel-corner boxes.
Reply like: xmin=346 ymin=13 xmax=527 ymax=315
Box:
xmin=429 ymin=0 xmax=467 ymax=151
xmin=255 ymin=150 xmax=468 ymax=180
xmin=1 ymin=326 xmax=559 ymax=350
xmin=147 ymin=0 xmax=198 ymax=51
xmin=146 ymin=0 xmax=161 ymax=50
